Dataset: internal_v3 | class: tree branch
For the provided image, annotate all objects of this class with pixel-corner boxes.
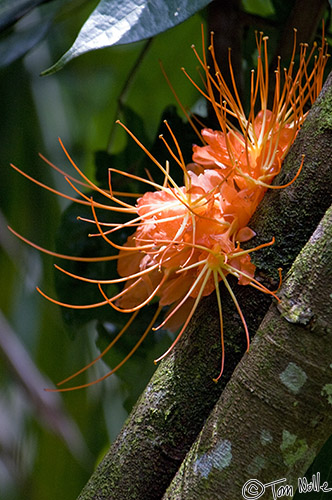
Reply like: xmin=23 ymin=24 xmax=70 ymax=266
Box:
xmin=163 ymin=203 xmax=332 ymax=499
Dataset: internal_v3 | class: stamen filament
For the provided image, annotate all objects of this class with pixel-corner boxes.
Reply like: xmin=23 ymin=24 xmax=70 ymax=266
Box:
xmin=45 ymin=306 xmax=162 ymax=392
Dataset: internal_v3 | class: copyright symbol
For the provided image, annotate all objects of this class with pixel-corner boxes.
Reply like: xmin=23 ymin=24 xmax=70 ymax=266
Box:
xmin=242 ymin=479 xmax=265 ymax=499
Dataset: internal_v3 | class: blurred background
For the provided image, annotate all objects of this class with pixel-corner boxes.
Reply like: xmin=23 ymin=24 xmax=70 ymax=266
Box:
xmin=0 ymin=2 xmax=208 ymax=498
xmin=0 ymin=1 xmax=331 ymax=499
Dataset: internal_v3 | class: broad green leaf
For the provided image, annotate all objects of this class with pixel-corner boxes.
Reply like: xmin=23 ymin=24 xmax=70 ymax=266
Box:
xmin=42 ymin=0 xmax=212 ymax=75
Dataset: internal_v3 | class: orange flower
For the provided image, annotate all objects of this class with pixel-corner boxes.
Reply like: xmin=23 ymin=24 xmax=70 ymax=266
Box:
xmin=185 ymin=27 xmax=328 ymax=227
xmin=8 ymin=26 xmax=328 ymax=390
xmin=189 ymin=29 xmax=328 ymax=181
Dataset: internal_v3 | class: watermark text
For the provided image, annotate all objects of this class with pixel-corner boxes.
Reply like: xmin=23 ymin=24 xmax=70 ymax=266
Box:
xmin=242 ymin=473 xmax=332 ymax=499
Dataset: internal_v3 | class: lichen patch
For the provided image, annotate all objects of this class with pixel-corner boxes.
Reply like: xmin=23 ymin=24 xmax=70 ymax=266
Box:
xmin=193 ymin=439 xmax=232 ymax=478
xmin=279 ymin=362 xmax=307 ymax=394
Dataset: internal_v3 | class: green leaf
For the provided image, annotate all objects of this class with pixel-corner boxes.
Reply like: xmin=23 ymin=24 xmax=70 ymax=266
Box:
xmin=42 ymin=0 xmax=212 ymax=75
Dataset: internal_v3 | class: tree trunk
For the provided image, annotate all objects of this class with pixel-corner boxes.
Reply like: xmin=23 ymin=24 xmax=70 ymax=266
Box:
xmin=163 ymin=204 xmax=332 ymax=499
xmin=77 ymin=72 xmax=332 ymax=500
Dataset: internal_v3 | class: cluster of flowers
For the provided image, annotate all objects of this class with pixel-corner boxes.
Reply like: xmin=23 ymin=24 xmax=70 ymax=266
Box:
xmin=10 ymin=28 xmax=328 ymax=390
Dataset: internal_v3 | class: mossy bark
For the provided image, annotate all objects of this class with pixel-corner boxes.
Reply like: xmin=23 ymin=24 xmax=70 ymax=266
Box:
xmin=163 ymin=204 xmax=332 ymax=499
xmin=247 ymin=69 xmax=332 ymax=276
xmin=77 ymin=72 xmax=332 ymax=500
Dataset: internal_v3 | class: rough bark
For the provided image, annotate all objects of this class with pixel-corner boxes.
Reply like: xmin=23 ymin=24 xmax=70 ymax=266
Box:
xmin=77 ymin=72 xmax=332 ymax=500
xmin=163 ymin=204 xmax=332 ymax=499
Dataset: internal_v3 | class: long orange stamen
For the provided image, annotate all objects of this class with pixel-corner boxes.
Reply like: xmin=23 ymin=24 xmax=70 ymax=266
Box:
xmin=45 ymin=306 xmax=162 ymax=392
xmin=55 ymin=311 xmax=139 ymax=387
xmin=212 ymin=269 xmax=224 ymax=381
xmin=36 ymin=287 xmax=108 ymax=309
xmin=7 ymin=226 xmax=120 ymax=262
xmin=154 ymin=267 xmax=212 ymax=362
xmin=98 ymin=271 xmax=167 ymax=313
